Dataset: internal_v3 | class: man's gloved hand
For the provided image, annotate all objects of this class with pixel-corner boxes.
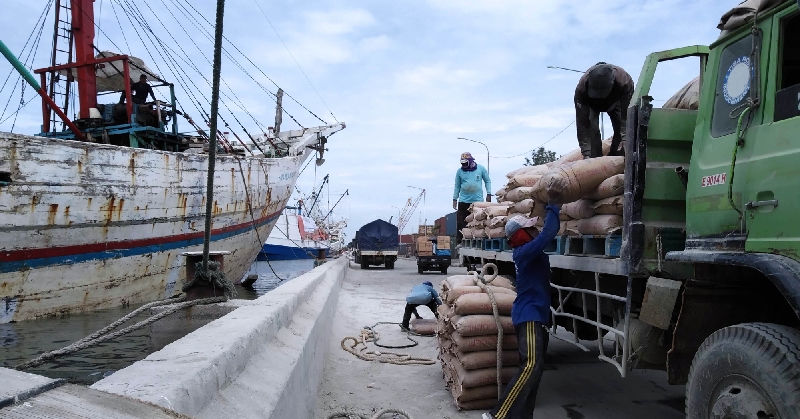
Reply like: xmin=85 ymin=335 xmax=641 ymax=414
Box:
xmin=452 ymin=199 xmax=457 ymax=210
xmin=486 ymin=194 xmax=492 ymax=203
xmin=546 ymin=177 xmax=567 ymax=206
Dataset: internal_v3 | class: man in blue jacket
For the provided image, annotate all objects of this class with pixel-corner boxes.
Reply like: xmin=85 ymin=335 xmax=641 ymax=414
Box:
xmin=453 ymin=152 xmax=492 ymax=243
xmin=401 ymin=281 xmax=442 ymax=331
xmin=484 ymin=178 xmax=565 ymax=419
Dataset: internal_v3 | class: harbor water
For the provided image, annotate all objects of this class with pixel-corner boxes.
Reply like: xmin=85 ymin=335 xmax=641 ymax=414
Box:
xmin=0 ymin=259 xmax=315 ymax=385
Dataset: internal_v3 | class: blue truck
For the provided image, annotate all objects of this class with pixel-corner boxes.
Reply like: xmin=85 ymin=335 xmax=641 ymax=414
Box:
xmin=354 ymin=219 xmax=399 ymax=269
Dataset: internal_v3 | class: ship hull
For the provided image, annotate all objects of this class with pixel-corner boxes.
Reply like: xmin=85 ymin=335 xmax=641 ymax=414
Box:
xmin=257 ymin=243 xmax=329 ymax=261
xmin=0 ymin=132 xmax=306 ymax=323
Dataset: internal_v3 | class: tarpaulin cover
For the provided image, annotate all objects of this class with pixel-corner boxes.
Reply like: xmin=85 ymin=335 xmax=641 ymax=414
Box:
xmin=357 ymin=219 xmax=399 ymax=251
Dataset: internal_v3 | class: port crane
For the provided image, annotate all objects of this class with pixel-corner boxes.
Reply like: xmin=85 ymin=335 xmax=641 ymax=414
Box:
xmin=397 ymin=188 xmax=425 ymax=235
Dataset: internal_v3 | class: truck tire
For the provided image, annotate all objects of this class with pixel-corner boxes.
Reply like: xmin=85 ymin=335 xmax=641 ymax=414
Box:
xmin=361 ymin=261 xmax=368 ymax=270
xmin=440 ymin=267 xmax=448 ymax=275
xmin=418 ymin=266 xmax=424 ymax=274
xmin=686 ymin=323 xmax=800 ymax=419
xmin=386 ymin=260 xmax=394 ymax=269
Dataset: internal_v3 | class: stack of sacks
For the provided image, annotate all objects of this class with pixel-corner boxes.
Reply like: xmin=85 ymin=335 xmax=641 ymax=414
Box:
xmin=437 ymin=275 xmax=518 ymax=410
xmin=461 ymin=203 xmax=511 ymax=241
xmin=499 ymin=139 xmax=625 ymax=237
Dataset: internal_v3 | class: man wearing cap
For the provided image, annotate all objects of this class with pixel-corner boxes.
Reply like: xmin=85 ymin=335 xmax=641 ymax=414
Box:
xmin=574 ymin=62 xmax=634 ymax=159
xmin=400 ymin=281 xmax=442 ymax=331
xmin=453 ymin=152 xmax=492 ymax=244
xmin=484 ymin=177 xmax=565 ymax=419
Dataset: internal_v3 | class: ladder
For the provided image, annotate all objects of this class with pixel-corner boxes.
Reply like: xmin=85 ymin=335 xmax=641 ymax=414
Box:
xmin=47 ymin=0 xmax=75 ymax=132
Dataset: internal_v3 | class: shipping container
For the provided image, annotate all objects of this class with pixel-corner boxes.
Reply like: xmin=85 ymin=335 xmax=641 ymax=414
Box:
xmin=445 ymin=212 xmax=457 ymax=236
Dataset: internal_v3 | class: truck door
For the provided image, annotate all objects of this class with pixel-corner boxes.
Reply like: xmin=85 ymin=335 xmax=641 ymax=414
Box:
xmin=686 ymin=23 xmax=769 ymax=250
xmin=743 ymin=8 xmax=800 ymax=257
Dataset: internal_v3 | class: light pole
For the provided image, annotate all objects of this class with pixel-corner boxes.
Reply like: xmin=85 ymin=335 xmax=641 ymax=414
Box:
xmin=546 ymin=64 xmax=604 ymax=140
xmin=408 ymin=186 xmax=426 ymax=234
xmin=457 ymin=137 xmax=489 ymax=177
xmin=390 ymin=205 xmax=402 ymax=231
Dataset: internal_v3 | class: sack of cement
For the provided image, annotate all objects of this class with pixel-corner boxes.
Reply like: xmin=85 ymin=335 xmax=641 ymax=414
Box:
xmin=551 ymin=138 xmax=614 ymax=167
xmin=469 ymin=202 xmax=502 ymax=211
xmin=565 ymin=220 xmax=581 ymax=236
xmin=593 ymin=195 xmax=623 ymax=215
xmin=587 ymin=174 xmax=625 ymax=200
xmin=533 ymin=156 xmax=625 ymax=204
xmin=505 ymin=164 xmax=549 ymax=179
xmin=504 ymin=186 xmax=535 ymax=203
xmin=486 ymin=227 xmax=505 ymax=239
xmin=455 ymin=349 xmax=520 ymax=370
xmin=507 ymin=174 xmax=543 ymax=189
xmin=465 ymin=213 xmax=475 ymax=223
xmin=444 ymin=286 xmax=515 ymax=305
xmin=473 ymin=229 xmax=488 ymax=238
xmin=488 ymin=216 xmax=507 ymax=228
xmin=663 ymin=77 xmax=700 ymax=110
xmin=443 ymin=276 xmax=477 ymax=291
xmin=559 ymin=212 xmax=573 ymax=221
xmin=452 ymin=314 xmax=515 ymax=336
xmin=513 ymin=199 xmax=535 ymax=214
xmin=473 ymin=208 xmax=488 ymax=221
xmin=487 ymin=275 xmax=515 ymax=290
xmin=577 ymin=215 xmax=623 ymax=235
xmin=494 ymin=187 xmax=508 ymax=199
xmin=461 ymin=228 xmax=474 ymax=239
xmin=485 ymin=206 xmax=510 ymax=218
xmin=453 ymin=293 xmax=515 ymax=316
xmin=562 ymin=199 xmax=596 ymax=219
xmin=451 ymin=331 xmax=519 ymax=352
xmin=507 ymin=206 xmax=519 ymax=215
xmin=410 ymin=318 xmax=437 ymax=335
xmin=450 ymin=384 xmax=499 ymax=404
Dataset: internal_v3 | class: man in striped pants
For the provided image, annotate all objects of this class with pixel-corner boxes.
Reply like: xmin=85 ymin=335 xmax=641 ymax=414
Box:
xmin=484 ymin=179 xmax=564 ymax=419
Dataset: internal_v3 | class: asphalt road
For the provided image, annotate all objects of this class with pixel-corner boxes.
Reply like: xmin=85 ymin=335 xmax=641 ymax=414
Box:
xmin=313 ymin=258 xmax=685 ymax=419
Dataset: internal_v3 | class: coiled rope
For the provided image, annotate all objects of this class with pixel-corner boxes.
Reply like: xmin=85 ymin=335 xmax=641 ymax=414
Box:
xmin=326 ymin=408 xmax=413 ymax=419
xmin=340 ymin=326 xmax=435 ymax=366
xmin=15 ymin=295 xmax=227 ymax=370
xmin=471 ymin=262 xmax=504 ymax=399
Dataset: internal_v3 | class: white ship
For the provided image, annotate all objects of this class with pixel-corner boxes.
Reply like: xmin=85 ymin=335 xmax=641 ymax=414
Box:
xmin=0 ymin=0 xmax=344 ymax=323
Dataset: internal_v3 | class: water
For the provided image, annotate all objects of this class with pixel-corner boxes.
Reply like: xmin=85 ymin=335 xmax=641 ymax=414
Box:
xmin=0 ymin=259 xmax=315 ymax=385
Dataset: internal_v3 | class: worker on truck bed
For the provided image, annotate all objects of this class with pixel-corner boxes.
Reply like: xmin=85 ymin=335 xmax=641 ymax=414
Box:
xmin=574 ymin=62 xmax=634 ymax=159
xmin=453 ymin=152 xmax=491 ymax=244
xmin=400 ymin=281 xmax=442 ymax=331
xmin=483 ymin=177 xmax=565 ymax=419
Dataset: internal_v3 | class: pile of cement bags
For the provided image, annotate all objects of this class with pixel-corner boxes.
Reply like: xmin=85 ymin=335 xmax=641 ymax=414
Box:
xmin=462 ymin=203 xmax=513 ymax=240
xmin=437 ymin=275 xmax=518 ymax=410
xmin=493 ymin=141 xmax=625 ymax=237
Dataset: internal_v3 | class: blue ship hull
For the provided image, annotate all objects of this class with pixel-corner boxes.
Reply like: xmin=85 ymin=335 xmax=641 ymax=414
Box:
xmin=257 ymin=244 xmax=329 ymax=261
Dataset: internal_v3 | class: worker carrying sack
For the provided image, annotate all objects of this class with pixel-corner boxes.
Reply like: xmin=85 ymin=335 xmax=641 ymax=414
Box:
xmin=533 ymin=156 xmax=625 ymax=204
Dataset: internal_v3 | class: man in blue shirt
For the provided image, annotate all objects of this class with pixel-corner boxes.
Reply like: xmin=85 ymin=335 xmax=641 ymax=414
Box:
xmin=485 ymin=178 xmax=565 ymax=419
xmin=401 ymin=281 xmax=442 ymax=331
xmin=453 ymin=152 xmax=492 ymax=243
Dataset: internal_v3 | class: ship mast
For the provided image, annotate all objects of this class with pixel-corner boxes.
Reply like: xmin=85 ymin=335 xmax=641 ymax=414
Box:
xmin=69 ymin=0 xmax=98 ymax=119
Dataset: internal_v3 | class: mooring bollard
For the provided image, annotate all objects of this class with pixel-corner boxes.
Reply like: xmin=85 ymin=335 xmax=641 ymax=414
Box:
xmin=314 ymin=248 xmax=327 ymax=267
xmin=181 ymin=251 xmax=232 ymax=299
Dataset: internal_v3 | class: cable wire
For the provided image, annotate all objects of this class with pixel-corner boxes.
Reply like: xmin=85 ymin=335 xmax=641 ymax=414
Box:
xmin=493 ymin=121 xmax=575 ymax=159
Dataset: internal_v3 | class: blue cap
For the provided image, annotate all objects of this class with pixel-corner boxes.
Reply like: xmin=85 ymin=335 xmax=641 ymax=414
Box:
xmin=423 ymin=281 xmax=433 ymax=287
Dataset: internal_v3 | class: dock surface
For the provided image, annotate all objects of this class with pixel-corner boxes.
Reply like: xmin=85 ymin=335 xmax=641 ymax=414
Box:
xmin=314 ymin=259 xmax=686 ymax=419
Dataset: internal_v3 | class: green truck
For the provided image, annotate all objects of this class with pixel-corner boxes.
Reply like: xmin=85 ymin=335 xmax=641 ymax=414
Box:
xmin=460 ymin=1 xmax=800 ymax=416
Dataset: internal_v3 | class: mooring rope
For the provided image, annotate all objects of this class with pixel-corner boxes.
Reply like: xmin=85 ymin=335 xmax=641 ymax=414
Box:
xmin=340 ymin=325 xmax=435 ymax=366
xmin=326 ymin=409 xmax=413 ymax=419
xmin=471 ymin=263 xmax=504 ymax=399
xmin=15 ymin=296 xmax=227 ymax=370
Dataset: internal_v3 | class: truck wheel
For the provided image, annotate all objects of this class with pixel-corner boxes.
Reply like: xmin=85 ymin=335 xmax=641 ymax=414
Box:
xmin=441 ymin=267 xmax=448 ymax=275
xmin=386 ymin=260 xmax=394 ymax=269
xmin=361 ymin=262 xmax=368 ymax=270
xmin=418 ymin=266 xmax=424 ymax=274
xmin=686 ymin=323 xmax=800 ymax=419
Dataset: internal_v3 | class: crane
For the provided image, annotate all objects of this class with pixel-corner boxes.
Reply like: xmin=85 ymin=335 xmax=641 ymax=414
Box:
xmin=397 ymin=188 xmax=425 ymax=235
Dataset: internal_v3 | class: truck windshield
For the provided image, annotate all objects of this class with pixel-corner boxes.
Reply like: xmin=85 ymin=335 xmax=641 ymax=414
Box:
xmin=711 ymin=34 xmax=756 ymax=137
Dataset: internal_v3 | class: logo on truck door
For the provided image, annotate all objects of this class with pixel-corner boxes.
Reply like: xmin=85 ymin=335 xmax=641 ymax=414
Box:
xmin=723 ymin=56 xmax=751 ymax=105
xmin=701 ymin=173 xmax=727 ymax=187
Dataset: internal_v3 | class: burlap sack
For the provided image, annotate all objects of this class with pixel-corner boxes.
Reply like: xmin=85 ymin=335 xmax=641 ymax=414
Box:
xmin=488 ymin=216 xmax=507 ymax=228
xmin=450 ymin=384 xmax=499 ymax=403
xmin=410 ymin=318 xmax=437 ymax=335
xmin=507 ymin=206 xmax=519 ymax=215
xmin=587 ymin=174 xmax=625 ymax=200
xmin=565 ymin=220 xmax=581 ymax=236
xmin=494 ymin=187 xmax=508 ymax=198
xmin=438 ymin=302 xmax=454 ymax=319
xmin=465 ymin=213 xmax=475 ymax=223
xmin=506 ymin=164 xmax=549 ymax=179
xmin=505 ymin=187 xmax=535 ymax=203
xmin=473 ymin=229 xmax=488 ymax=238
xmin=474 ymin=208 xmax=488 ymax=221
xmin=577 ymin=215 xmax=623 ymax=235
xmin=469 ymin=202 xmax=499 ymax=210
xmin=452 ymin=314 xmax=515 ymax=336
xmin=445 ymin=276 xmax=477 ymax=290
xmin=559 ymin=212 xmax=573 ymax=221
xmin=562 ymin=199 xmax=596 ymax=220
xmin=551 ymin=138 xmax=614 ymax=167
xmin=508 ymin=174 xmax=543 ymax=189
xmin=489 ymin=275 xmax=516 ymax=290
xmin=513 ymin=199 xmax=536 ymax=214
xmin=451 ymin=331 xmax=519 ymax=352
xmin=455 ymin=349 xmax=520 ymax=370
xmin=453 ymin=293 xmax=515 ymax=316
xmin=531 ymin=201 xmax=547 ymax=217
xmin=533 ymin=156 xmax=625 ymax=204
xmin=558 ymin=221 xmax=569 ymax=235
xmin=593 ymin=195 xmax=623 ymax=215
xmin=486 ymin=227 xmax=505 ymax=239
xmin=454 ymin=398 xmax=497 ymax=411
xmin=485 ymin=206 xmax=510 ymax=217
xmin=444 ymin=285 xmax=515 ymax=306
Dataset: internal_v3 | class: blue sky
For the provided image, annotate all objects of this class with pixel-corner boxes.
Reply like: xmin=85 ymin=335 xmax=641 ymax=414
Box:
xmin=0 ymin=0 xmax=734 ymax=240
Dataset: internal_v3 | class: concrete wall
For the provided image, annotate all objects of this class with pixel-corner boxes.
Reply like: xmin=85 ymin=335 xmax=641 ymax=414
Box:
xmin=92 ymin=256 xmax=348 ymax=419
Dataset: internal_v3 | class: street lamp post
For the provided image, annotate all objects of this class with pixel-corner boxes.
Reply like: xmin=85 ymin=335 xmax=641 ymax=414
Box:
xmin=390 ymin=205 xmax=402 ymax=231
xmin=408 ymin=186 xmax=426 ymax=234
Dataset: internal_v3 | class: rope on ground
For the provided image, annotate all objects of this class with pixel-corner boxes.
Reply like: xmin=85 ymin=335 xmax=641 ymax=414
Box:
xmin=472 ymin=262 xmax=504 ymax=399
xmin=326 ymin=408 xmax=413 ymax=419
xmin=340 ymin=325 xmax=435 ymax=366
xmin=15 ymin=296 xmax=227 ymax=370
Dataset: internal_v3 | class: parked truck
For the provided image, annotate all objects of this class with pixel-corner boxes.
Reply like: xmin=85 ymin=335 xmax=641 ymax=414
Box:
xmin=461 ymin=2 xmax=800 ymax=416
xmin=417 ymin=236 xmax=452 ymax=274
xmin=355 ymin=219 xmax=399 ymax=269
